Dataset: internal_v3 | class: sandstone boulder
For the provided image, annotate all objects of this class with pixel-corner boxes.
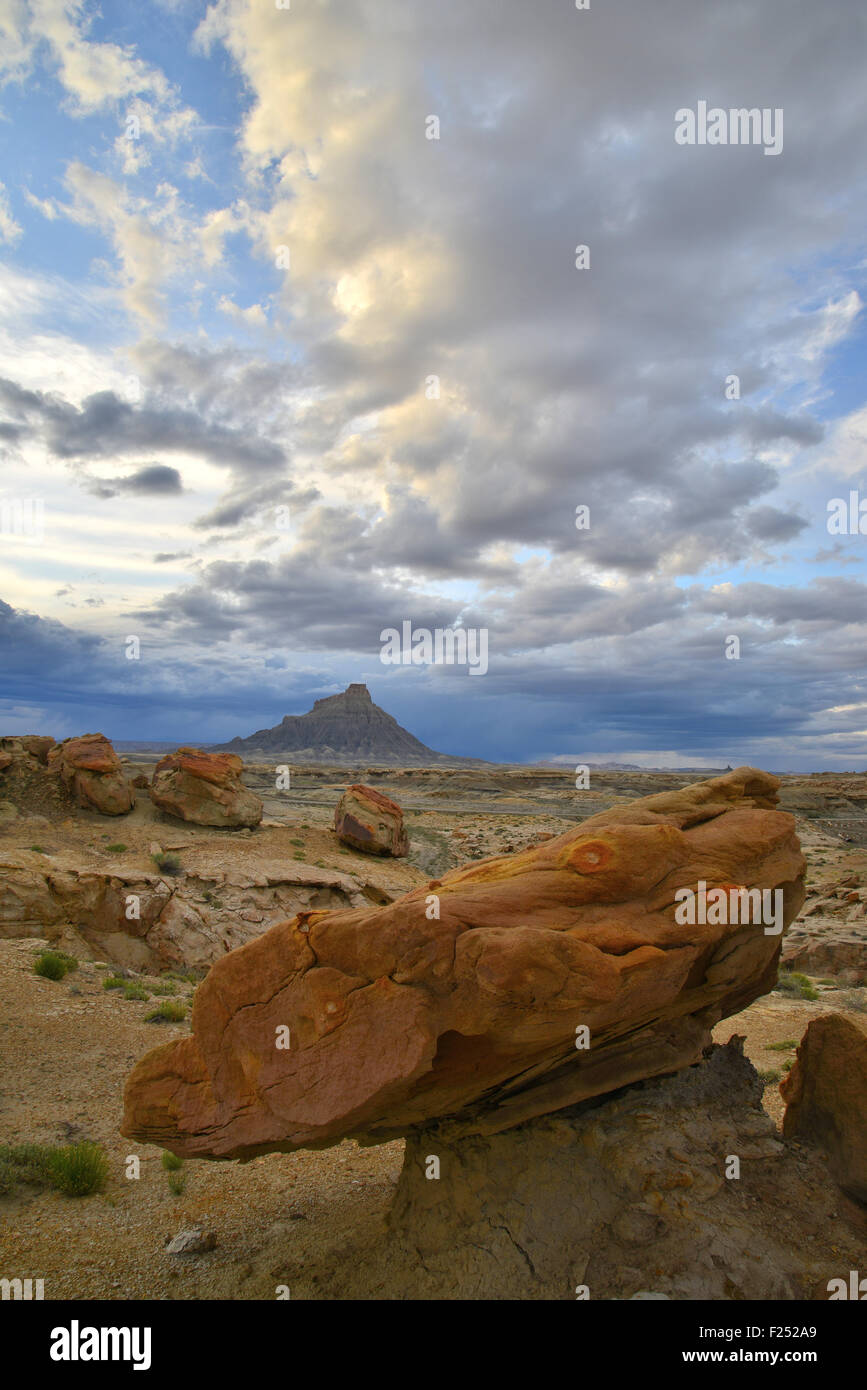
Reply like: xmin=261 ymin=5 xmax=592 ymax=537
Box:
xmin=123 ymin=767 xmax=805 ymax=1159
xmin=48 ymin=734 xmax=134 ymax=816
xmin=19 ymin=735 xmax=55 ymax=764
xmin=150 ymin=748 xmax=262 ymax=828
xmin=334 ymin=783 xmax=408 ymax=856
xmin=780 ymin=1012 xmax=867 ymax=1203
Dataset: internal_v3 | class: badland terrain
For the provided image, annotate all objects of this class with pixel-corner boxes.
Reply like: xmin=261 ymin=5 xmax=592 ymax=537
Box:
xmin=0 ymin=697 xmax=865 ymax=1300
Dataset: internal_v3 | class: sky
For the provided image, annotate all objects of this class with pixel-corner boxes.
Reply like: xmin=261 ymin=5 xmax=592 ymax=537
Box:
xmin=0 ymin=0 xmax=866 ymax=770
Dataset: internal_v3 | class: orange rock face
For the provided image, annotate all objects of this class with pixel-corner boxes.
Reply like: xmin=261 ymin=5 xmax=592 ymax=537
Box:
xmin=123 ymin=767 xmax=805 ymax=1159
xmin=48 ymin=733 xmax=134 ymax=816
xmin=781 ymin=1013 xmax=867 ymax=1203
xmin=151 ymin=747 xmax=263 ymax=828
xmin=334 ymin=783 xmax=409 ymax=856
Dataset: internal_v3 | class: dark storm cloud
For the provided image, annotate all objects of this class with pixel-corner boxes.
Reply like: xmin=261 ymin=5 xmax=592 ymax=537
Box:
xmin=87 ymin=464 xmax=184 ymax=498
xmin=0 ymin=378 xmax=286 ymax=473
xmin=135 ymin=549 xmax=463 ymax=651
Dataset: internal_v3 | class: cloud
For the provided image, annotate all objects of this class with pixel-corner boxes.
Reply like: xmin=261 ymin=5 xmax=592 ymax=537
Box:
xmin=3 ymin=0 xmax=867 ymax=768
xmin=85 ymin=463 xmax=185 ymax=498
xmin=0 ymin=183 xmax=22 ymax=245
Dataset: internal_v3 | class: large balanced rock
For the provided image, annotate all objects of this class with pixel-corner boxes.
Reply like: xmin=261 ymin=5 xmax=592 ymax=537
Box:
xmin=781 ymin=1013 xmax=867 ymax=1203
xmin=123 ymin=767 xmax=805 ymax=1159
xmin=150 ymin=748 xmax=262 ymax=828
xmin=334 ymin=783 xmax=408 ymax=856
xmin=48 ymin=734 xmax=134 ymax=816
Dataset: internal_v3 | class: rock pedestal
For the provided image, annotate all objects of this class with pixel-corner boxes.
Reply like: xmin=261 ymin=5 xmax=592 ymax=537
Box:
xmin=384 ymin=1040 xmax=838 ymax=1300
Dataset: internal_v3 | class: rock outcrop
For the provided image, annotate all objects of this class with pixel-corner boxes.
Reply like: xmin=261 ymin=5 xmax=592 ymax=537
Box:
xmin=150 ymin=749 xmax=263 ymax=828
xmin=781 ymin=1013 xmax=867 ymax=1204
xmin=0 ymin=853 xmax=379 ymax=972
xmin=123 ymin=767 xmax=805 ymax=1159
xmin=47 ymin=734 xmax=134 ymax=816
xmin=0 ymin=735 xmax=55 ymax=768
xmin=334 ymin=783 xmax=409 ymax=857
xmin=782 ymin=873 xmax=867 ymax=978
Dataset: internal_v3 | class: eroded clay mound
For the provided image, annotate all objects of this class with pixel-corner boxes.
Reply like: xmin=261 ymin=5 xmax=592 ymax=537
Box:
xmin=122 ymin=767 xmax=805 ymax=1158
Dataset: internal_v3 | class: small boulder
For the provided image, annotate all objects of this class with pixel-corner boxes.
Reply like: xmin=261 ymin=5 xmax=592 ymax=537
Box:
xmin=48 ymin=734 xmax=134 ymax=816
xmin=151 ymin=748 xmax=263 ymax=828
xmin=781 ymin=1012 xmax=867 ymax=1203
xmin=164 ymin=1226 xmax=217 ymax=1256
xmin=334 ymin=783 xmax=409 ymax=857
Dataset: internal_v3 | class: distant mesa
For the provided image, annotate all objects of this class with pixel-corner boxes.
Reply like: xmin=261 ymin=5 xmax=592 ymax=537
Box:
xmin=214 ymin=683 xmax=470 ymax=766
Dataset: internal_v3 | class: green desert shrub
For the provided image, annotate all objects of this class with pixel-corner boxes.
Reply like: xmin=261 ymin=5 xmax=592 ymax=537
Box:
xmin=756 ymin=1069 xmax=781 ymax=1085
xmin=765 ymin=1039 xmax=797 ymax=1052
xmin=102 ymin=975 xmax=127 ymax=991
xmin=105 ymin=843 xmax=127 ymax=854
xmin=48 ymin=1142 xmax=109 ymax=1197
xmin=147 ymin=980 xmax=178 ymax=996
xmin=152 ymin=851 xmax=182 ymax=876
xmin=123 ymin=984 xmax=149 ymax=1001
xmin=161 ymin=1151 xmax=183 ymax=1171
xmin=167 ymin=1171 xmax=186 ymax=1196
xmin=775 ymin=972 xmax=819 ymax=1001
xmin=34 ymin=951 xmax=77 ymax=981
xmin=0 ymin=1143 xmax=55 ymax=1192
xmin=0 ymin=1142 xmax=108 ymax=1198
xmin=145 ymin=1000 xmax=186 ymax=1023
